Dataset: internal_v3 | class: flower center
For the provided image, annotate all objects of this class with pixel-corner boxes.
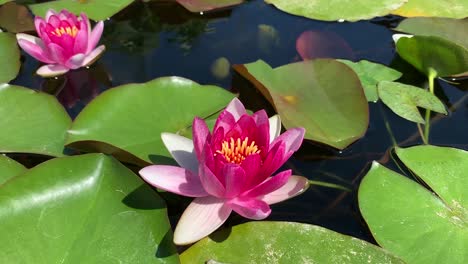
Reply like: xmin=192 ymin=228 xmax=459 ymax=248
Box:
xmin=216 ymin=137 xmax=260 ymax=164
xmin=51 ymin=26 xmax=79 ymax=38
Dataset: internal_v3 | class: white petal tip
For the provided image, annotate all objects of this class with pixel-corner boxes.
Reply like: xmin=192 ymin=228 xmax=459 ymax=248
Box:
xmin=83 ymin=45 xmax=106 ymax=67
xmin=392 ymin=34 xmax=413 ymax=44
xmin=36 ymin=64 xmax=69 ymax=77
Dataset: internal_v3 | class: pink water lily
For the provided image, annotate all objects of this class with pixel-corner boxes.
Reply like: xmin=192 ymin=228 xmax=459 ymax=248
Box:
xmin=16 ymin=9 xmax=105 ymax=77
xmin=140 ymin=98 xmax=308 ymax=245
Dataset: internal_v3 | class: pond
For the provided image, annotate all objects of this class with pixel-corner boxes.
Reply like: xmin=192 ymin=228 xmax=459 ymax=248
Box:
xmin=2 ymin=0 xmax=468 ymax=263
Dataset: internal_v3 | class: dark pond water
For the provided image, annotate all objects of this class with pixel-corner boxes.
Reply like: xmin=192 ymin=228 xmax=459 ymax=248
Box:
xmin=12 ymin=0 xmax=468 ymax=244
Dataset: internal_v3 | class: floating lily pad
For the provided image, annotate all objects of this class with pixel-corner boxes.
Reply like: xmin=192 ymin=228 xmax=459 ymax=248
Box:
xmin=0 ymin=2 xmax=35 ymax=33
xmin=176 ymin=0 xmax=244 ymax=12
xmin=0 ymin=154 xmax=178 ymax=263
xmin=396 ymin=35 xmax=468 ymax=77
xmin=0 ymin=33 xmax=20 ymax=83
xmin=0 ymin=155 xmax=26 ymax=185
xmin=338 ymin=60 xmax=402 ymax=102
xmin=359 ymin=145 xmax=468 ymax=264
xmin=29 ymin=0 xmax=135 ymax=21
xmin=392 ymin=0 xmax=468 ymax=19
xmin=265 ymin=0 xmax=406 ymax=22
xmin=66 ymin=77 xmax=235 ymax=165
xmin=378 ymin=81 xmax=447 ymax=124
xmin=181 ymin=221 xmax=404 ymax=263
xmin=236 ymin=59 xmax=368 ymax=149
xmin=395 ymin=17 xmax=468 ymax=50
xmin=0 ymin=84 xmax=71 ymax=156
xmin=0 ymin=0 xmax=13 ymax=4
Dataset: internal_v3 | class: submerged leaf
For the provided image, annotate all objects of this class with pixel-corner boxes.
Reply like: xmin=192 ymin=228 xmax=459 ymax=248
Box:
xmin=378 ymin=81 xmax=447 ymax=124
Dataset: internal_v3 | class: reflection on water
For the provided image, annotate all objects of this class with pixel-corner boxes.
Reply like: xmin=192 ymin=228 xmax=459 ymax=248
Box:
xmin=11 ymin=0 xmax=468 ymax=243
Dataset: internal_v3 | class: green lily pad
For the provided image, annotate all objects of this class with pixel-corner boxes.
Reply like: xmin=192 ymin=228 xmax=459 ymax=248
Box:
xmin=0 ymin=0 xmax=13 ymax=4
xmin=176 ymin=0 xmax=244 ymax=13
xmin=181 ymin=221 xmax=404 ymax=263
xmin=237 ymin=59 xmax=368 ymax=149
xmin=0 ymin=33 xmax=20 ymax=83
xmin=0 ymin=154 xmax=178 ymax=263
xmin=359 ymin=145 xmax=468 ymax=264
xmin=0 ymin=155 xmax=26 ymax=185
xmin=0 ymin=84 xmax=71 ymax=156
xmin=378 ymin=81 xmax=447 ymax=124
xmin=392 ymin=0 xmax=468 ymax=19
xmin=29 ymin=0 xmax=135 ymax=21
xmin=338 ymin=60 xmax=402 ymax=102
xmin=396 ymin=35 xmax=468 ymax=77
xmin=395 ymin=17 xmax=468 ymax=50
xmin=66 ymin=77 xmax=235 ymax=165
xmin=265 ymin=0 xmax=406 ymax=22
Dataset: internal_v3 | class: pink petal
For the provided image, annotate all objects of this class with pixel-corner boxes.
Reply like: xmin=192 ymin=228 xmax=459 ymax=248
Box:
xmin=46 ymin=42 xmax=67 ymax=64
xmin=228 ymin=198 xmax=271 ymax=220
xmin=222 ymin=164 xmax=246 ymax=198
xmin=240 ymin=153 xmax=262 ymax=189
xmin=213 ymin=109 xmax=236 ymax=134
xmin=192 ymin=117 xmax=210 ymax=162
xmin=34 ymin=17 xmax=46 ymax=37
xmin=65 ymin=53 xmax=85 ymax=69
xmin=199 ymin=164 xmax=226 ymax=197
xmin=268 ymin=115 xmax=281 ymax=143
xmin=45 ymin=9 xmax=58 ymax=21
xmin=225 ymin=98 xmax=247 ymax=121
xmin=86 ymin=20 xmax=104 ymax=53
xmin=48 ymin=15 xmax=61 ymax=28
xmin=242 ymin=170 xmax=292 ymax=198
xmin=270 ymin=127 xmax=305 ymax=154
xmin=139 ymin=165 xmax=207 ymax=197
xmin=73 ymin=24 xmax=88 ymax=54
xmin=225 ymin=114 xmax=256 ymax=140
xmin=173 ymin=196 xmax=231 ymax=245
xmin=16 ymin=34 xmax=54 ymax=64
xmin=161 ymin=133 xmax=198 ymax=173
xmin=260 ymin=175 xmax=309 ymax=205
xmin=255 ymin=142 xmax=286 ymax=185
xmin=252 ymin=110 xmax=270 ymax=149
xmin=82 ymin=45 xmax=105 ymax=66
xmin=36 ymin=64 xmax=69 ymax=77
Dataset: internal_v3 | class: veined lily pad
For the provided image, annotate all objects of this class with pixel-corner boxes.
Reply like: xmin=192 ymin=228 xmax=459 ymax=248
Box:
xmin=66 ymin=77 xmax=235 ymax=165
xmin=29 ymin=0 xmax=135 ymax=21
xmin=392 ymin=0 xmax=468 ymax=19
xmin=0 ymin=84 xmax=71 ymax=156
xmin=176 ymin=0 xmax=244 ymax=12
xmin=359 ymin=145 xmax=468 ymax=264
xmin=236 ymin=59 xmax=368 ymax=149
xmin=0 ymin=32 xmax=20 ymax=83
xmin=181 ymin=221 xmax=404 ymax=263
xmin=377 ymin=81 xmax=447 ymax=124
xmin=265 ymin=0 xmax=406 ymax=22
xmin=338 ymin=60 xmax=402 ymax=102
xmin=0 ymin=154 xmax=179 ymax=263
xmin=396 ymin=35 xmax=468 ymax=77
xmin=0 ymin=155 xmax=26 ymax=185
xmin=395 ymin=17 xmax=468 ymax=50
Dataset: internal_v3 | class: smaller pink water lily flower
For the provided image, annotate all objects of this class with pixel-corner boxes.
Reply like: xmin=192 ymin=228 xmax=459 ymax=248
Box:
xmin=140 ymin=98 xmax=309 ymax=245
xmin=16 ymin=9 xmax=105 ymax=77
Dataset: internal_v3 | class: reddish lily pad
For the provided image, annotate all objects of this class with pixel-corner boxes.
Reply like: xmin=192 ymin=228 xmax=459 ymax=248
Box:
xmin=235 ymin=59 xmax=369 ymax=149
xmin=0 ymin=2 xmax=35 ymax=33
xmin=176 ymin=0 xmax=244 ymax=12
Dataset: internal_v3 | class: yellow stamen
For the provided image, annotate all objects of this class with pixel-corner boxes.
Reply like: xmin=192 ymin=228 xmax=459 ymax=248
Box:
xmin=51 ymin=26 xmax=79 ymax=38
xmin=216 ymin=137 xmax=261 ymax=164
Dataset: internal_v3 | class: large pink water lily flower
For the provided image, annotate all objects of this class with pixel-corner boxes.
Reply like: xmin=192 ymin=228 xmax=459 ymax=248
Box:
xmin=140 ymin=98 xmax=309 ymax=245
xmin=16 ymin=9 xmax=105 ymax=77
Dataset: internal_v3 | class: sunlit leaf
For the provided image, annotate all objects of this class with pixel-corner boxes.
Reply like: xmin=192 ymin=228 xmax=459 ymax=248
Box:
xmin=396 ymin=35 xmax=468 ymax=77
xmin=176 ymin=0 xmax=244 ymax=12
xmin=0 ymin=155 xmax=26 ymax=185
xmin=236 ymin=59 xmax=369 ymax=149
xmin=0 ymin=84 xmax=71 ymax=156
xmin=265 ymin=0 xmax=406 ymax=22
xmin=395 ymin=17 xmax=468 ymax=50
xmin=29 ymin=0 xmax=135 ymax=21
xmin=66 ymin=77 xmax=235 ymax=165
xmin=0 ymin=154 xmax=179 ymax=263
xmin=392 ymin=0 xmax=468 ymax=19
xmin=377 ymin=81 xmax=446 ymax=123
xmin=181 ymin=222 xmax=404 ymax=263
xmin=359 ymin=145 xmax=468 ymax=264
xmin=338 ymin=60 xmax=402 ymax=102
xmin=0 ymin=32 xmax=20 ymax=83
